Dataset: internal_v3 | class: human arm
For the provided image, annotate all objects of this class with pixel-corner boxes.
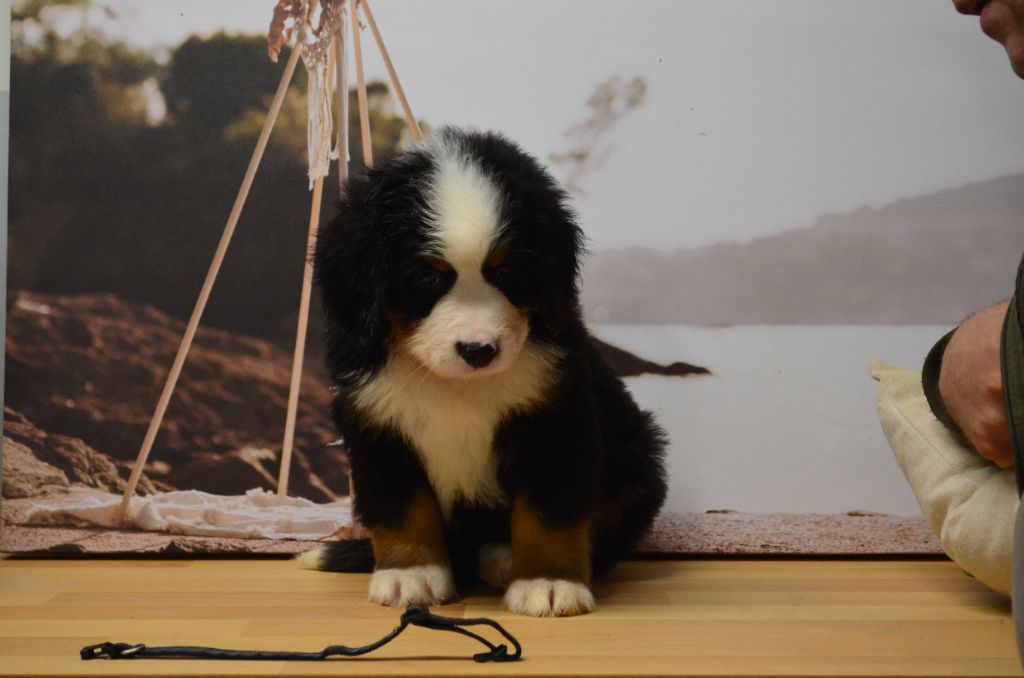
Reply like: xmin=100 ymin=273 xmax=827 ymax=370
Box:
xmin=937 ymin=300 xmax=1013 ymax=467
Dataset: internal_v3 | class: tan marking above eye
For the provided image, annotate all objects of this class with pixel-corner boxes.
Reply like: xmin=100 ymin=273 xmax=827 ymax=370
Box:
xmin=485 ymin=241 xmax=511 ymax=269
xmin=423 ymin=255 xmax=453 ymax=273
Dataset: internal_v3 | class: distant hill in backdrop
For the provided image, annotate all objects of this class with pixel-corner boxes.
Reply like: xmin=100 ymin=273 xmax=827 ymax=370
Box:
xmin=582 ymin=174 xmax=1024 ymax=325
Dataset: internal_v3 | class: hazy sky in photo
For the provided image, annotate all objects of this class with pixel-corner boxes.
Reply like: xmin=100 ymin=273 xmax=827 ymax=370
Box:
xmin=59 ymin=0 xmax=1024 ymax=250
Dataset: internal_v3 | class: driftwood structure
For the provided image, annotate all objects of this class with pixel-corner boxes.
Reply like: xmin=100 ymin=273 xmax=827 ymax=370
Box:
xmin=116 ymin=0 xmax=422 ymax=525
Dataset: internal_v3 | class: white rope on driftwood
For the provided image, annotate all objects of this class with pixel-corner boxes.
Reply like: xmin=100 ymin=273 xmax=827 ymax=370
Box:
xmin=296 ymin=0 xmax=343 ymax=186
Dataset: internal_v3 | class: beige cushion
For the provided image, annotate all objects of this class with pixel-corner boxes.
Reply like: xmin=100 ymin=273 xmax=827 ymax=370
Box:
xmin=871 ymin=358 xmax=1018 ymax=596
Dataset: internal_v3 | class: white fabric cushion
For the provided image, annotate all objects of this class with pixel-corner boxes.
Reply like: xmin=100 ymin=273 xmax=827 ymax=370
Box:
xmin=871 ymin=358 xmax=1018 ymax=596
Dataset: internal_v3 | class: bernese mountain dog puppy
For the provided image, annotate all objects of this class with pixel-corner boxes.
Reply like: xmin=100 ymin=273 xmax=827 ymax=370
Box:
xmin=300 ymin=128 xmax=667 ymax=617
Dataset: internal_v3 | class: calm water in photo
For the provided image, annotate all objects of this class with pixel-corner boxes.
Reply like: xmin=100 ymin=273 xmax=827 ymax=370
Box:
xmin=594 ymin=324 xmax=950 ymax=516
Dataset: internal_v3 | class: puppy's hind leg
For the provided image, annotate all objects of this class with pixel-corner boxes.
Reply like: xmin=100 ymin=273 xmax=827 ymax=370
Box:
xmin=477 ymin=542 xmax=513 ymax=589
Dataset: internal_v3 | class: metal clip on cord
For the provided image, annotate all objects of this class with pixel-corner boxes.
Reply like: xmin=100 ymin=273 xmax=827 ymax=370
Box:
xmin=81 ymin=642 xmax=145 ymax=659
xmin=80 ymin=606 xmax=522 ymax=663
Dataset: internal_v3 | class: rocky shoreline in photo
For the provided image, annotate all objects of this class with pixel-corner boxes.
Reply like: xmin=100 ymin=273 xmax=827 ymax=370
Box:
xmin=2 ymin=290 xmax=707 ymax=510
xmin=3 ymin=291 xmax=347 ymax=503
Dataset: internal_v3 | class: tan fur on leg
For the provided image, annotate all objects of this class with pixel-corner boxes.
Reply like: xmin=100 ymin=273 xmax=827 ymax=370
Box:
xmin=504 ymin=497 xmax=595 ymax=616
xmin=368 ymin=491 xmax=455 ymax=606
xmin=508 ymin=497 xmax=591 ymax=584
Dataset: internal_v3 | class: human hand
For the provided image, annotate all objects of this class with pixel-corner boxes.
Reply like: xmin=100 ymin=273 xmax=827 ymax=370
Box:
xmin=939 ymin=301 xmax=1014 ymax=467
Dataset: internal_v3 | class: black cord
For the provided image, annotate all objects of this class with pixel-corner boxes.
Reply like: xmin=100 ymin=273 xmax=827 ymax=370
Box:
xmin=81 ymin=606 xmax=522 ymax=663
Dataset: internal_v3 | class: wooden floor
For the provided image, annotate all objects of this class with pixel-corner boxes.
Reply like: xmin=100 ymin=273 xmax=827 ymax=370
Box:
xmin=0 ymin=556 xmax=1019 ymax=677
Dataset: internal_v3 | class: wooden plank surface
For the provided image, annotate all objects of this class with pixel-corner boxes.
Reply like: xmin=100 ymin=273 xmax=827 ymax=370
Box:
xmin=0 ymin=557 xmax=1018 ymax=676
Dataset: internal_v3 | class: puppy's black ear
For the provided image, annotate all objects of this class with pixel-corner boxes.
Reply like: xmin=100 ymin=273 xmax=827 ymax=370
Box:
xmin=314 ymin=175 xmax=391 ymax=385
xmin=537 ymin=198 xmax=587 ymax=338
xmin=517 ymin=172 xmax=585 ymax=322
xmin=545 ymin=196 xmax=585 ymax=302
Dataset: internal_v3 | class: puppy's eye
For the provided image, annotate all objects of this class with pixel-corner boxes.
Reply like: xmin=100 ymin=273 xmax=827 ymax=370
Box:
xmin=414 ymin=269 xmax=443 ymax=288
xmin=493 ymin=265 xmax=514 ymax=280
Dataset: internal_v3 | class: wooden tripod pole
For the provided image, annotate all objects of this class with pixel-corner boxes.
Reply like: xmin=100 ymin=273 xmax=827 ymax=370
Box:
xmin=115 ymin=47 xmax=302 ymax=527
xmin=277 ymin=175 xmax=325 ymax=496
xmin=331 ymin=10 xmax=356 ymax=506
xmin=350 ymin=0 xmax=374 ymax=169
xmin=336 ymin=8 xmax=349 ymax=194
xmin=278 ymin=17 xmax=342 ymax=496
xmin=360 ymin=0 xmax=422 ymax=143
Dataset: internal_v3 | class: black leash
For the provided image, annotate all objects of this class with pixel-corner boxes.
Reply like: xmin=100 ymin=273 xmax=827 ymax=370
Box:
xmin=81 ymin=606 xmax=522 ymax=663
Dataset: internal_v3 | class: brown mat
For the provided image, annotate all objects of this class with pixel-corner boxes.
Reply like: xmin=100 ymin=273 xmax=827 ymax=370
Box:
xmin=638 ymin=510 xmax=942 ymax=556
xmin=1 ymin=498 xmax=942 ymax=556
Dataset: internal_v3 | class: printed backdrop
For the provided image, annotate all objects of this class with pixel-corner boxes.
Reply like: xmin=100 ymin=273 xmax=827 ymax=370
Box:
xmin=3 ymin=0 xmax=1024 ymax=554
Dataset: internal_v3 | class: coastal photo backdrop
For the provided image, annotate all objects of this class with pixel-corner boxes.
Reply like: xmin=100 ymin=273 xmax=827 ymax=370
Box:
xmin=4 ymin=0 xmax=1024 ymax=554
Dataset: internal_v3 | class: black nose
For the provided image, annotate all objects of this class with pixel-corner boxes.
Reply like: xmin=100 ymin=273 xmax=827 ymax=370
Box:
xmin=456 ymin=341 xmax=498 ymax=368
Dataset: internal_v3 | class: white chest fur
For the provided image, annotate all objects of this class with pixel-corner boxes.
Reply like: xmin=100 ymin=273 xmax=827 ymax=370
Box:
xmin=354 ymin=342 xmax=560 ymax=519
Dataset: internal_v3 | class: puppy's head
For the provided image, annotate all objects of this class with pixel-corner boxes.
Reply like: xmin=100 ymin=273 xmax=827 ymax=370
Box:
xmin=315 ymin=128 xmax=583 ymax=384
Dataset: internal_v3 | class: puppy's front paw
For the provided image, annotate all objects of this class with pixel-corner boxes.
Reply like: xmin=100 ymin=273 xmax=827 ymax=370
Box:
xmin=368 ymin=565 xmax=456 ymax=606
xmin=504 ymin=578 xmax=595 ymax=617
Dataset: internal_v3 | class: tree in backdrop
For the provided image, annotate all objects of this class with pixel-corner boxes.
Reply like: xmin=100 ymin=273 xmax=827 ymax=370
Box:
xmin=9 ymin=2 xmax=420 ymax=354
xmin=549 ymin=75 xmax=647 ymax=196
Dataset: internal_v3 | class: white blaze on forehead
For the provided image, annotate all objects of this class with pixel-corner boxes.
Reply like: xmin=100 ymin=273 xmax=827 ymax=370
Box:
xmin=422 ymin=141 xmax=503 ymax=268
